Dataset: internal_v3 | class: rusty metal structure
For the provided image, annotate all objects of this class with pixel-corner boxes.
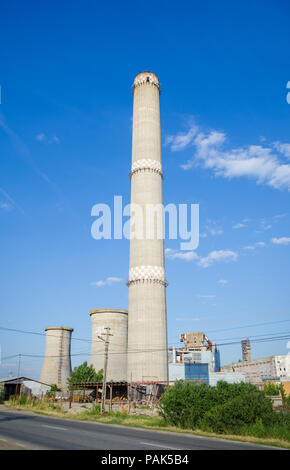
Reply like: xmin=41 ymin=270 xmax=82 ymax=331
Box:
xmin=241 ymin=338 xmax=251 ymax=362
xmin=68 ymin=379 xmax=202 ymax=411
xmin=180 ymin=332 xmax=213 ymax=351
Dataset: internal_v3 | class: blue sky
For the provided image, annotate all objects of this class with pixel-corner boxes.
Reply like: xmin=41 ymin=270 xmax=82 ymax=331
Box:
xmin=0 ymin=1 xmax=289 ymax=379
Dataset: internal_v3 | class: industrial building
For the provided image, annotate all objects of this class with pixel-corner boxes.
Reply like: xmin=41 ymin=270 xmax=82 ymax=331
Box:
xmin=170 ymin=332 xmax=221 ymax=372
xmin=40 ymin=327 xmax=73 ymax=389
xmin=127 ymin=71 xmax=168 ymax=382
xmin=169 ymin=332 xmax=245 ymax=385
xmin=0 ymin=377 xmax=50 ymax=401
xmin=222 ymin=354 xmax=290 ymax=387
xmin=89 ymin=309 xmax=128 ymax=382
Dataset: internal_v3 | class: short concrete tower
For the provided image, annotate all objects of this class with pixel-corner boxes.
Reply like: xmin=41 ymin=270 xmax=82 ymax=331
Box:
xmin=40 ymin=327 xmax=73 ymax=389
xmin=90 ymin=309 xmax=128 ymax=381
xmin=127 ymin=71 xmax=168 ymax=382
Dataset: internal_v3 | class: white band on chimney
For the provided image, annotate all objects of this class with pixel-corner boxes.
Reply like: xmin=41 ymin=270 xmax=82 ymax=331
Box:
xmin=128 ymin=265 xmax=167 ymax=286
xmin=130 ymin=159 xmax=163 ymax=177
xmin=133 ymin=75 xmax=159 ymax=89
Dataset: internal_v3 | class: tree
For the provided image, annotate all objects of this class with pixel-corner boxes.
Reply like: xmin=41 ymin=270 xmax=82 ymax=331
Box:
xmin=67 ymin=361 xmax=103 ymax=387
xmin=46 ymin=383 xmax=59 ymax=398
xmin=264 ymin=382 xmax=280 ymax=396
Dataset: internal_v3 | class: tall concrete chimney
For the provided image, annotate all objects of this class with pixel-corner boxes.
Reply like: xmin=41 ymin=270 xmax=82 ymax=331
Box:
xmin=127 ymin=71 xmax=168 ymax=382
xmin=40 ymin=327 xmax=73 ymax=389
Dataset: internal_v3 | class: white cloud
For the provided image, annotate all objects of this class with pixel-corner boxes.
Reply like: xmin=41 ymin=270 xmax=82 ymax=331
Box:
xmin=203 ymin=219 xmax=223 ymax=237
xmin=271 ymin=237 xmax=290 ymax=245
xmin=0 ymin=201 xmax=12 ymax=211
xmin=36 ymin=133 xmax=46 ymax=142
xmin=198 ymin=250 xmax=238 ymax=268
xmin=165 ymin=125 xmax=198 ymax=152
xmin=166 ymin=247 xmax=238 ymax=268
xmin=169 ymin=124 xmax=290 ymax=190
xmin=165 ymin=248 xmax=199 ymax=261
xmin=208 ymin=228 xmax=223 ymax=236
xmin=233 ymin=218 xmax=250 ymax=229
xmin=36 ymin=133 xmax=60 ymax=144
xmin=243 ymin=241 xmax=266 ymax=250
xmin=260 ymin=220 xmax=272 ymax=230
xmin=218 ymin=279 xmax=228 ymax=285
xmin=91 ymin=280 xmax=106 ymax=287
xmin=197 ymin=294 xmax=216 ymax=298
xmin=90 ymin=277 xmax=123 ymax=287
xmin=233 ymin=223 xmax=246 ymax=229
xmin=176 ymin=317 xmax=200 ymax=322
xmin=0 ymin=187 xmax=25 ymax=214
xmin=272 ymin=142 xmax=290 ymax=159
xmin=273 ymin=213 xmax=287 ymax=220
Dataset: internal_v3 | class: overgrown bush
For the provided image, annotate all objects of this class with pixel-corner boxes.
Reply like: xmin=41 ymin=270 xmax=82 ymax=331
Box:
xmin=264 ymin=382 xmax=280 ymax=396
xmin=46 ymin=384 xmax=59 ymax=399
xmin=47 ymin=402 xmax=62 ymax=412
xmin=159 ymin=380 xmax=290 ymax=441
xmin=202 ymin=392 xmax=273 ymax=433
xmin=85 ymin=403 xmax=101 ymax=415
xmin=8 ymin=394 xmax=39 ymax=407
xmin=158 ymin=381 xmax=215 ymax=428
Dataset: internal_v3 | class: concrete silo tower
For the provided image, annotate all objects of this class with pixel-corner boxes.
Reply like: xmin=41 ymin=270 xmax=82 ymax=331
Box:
xmin=90 ymin=309 xmax=128 ymax=381
xmin=127 ymin=71 xmax=168 ymax=382
xmin=40 ymin=327 xmax=73 ymax=389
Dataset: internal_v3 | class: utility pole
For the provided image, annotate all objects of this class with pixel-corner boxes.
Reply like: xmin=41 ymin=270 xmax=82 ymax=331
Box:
xmin=98 ymin=327 xmax=113 ymax=414
xmin=17 ymin=354 xmax=21 ymax=396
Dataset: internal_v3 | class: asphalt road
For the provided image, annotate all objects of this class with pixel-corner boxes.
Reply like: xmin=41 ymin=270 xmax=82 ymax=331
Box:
xmin=0 ymin=407 xmax=278 ymax=450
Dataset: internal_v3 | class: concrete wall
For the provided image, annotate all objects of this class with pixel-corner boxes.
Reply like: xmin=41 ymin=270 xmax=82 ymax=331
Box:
xmin=222 ymin=355 xmax=290 ymax=385
xmin=40 ymin=327 xmax=73 ymax=390
xmin=209 ymin=372 xmax=246 ymax=386
xmin=90 ymin=309 xmax=128 ymax=382
xmin=127 ymin=72 xmax=168 ymax=382
xmin=22 ymin=380 xmax=51 ymax=396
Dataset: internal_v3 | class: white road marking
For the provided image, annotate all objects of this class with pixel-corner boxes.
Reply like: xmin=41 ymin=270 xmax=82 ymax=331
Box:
xmin=0 ymin=438 xmax=8 ymax=442
xmin=140 ymin=441 xmax=180 ymax=450
xmin=41 ymin=424 xmax=67 ymax=431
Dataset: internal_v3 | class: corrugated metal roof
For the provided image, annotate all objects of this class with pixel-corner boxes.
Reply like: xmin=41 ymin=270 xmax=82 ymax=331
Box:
xmin=0 ymin=376 xmax=50 ymax=385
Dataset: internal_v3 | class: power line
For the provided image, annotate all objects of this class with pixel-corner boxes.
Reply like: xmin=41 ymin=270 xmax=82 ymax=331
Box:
xmin=212 ymin=329 xmax=290 ymax=343
xmin=1 ymin=317 xmax=290 ymax=348
xmin=0 ymin=326 xmax=93 ymax=343
xmin=2 ymin=331 xmax=290 ymax=362
xmin=205 ymin=319 xmax=290 ymax=334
